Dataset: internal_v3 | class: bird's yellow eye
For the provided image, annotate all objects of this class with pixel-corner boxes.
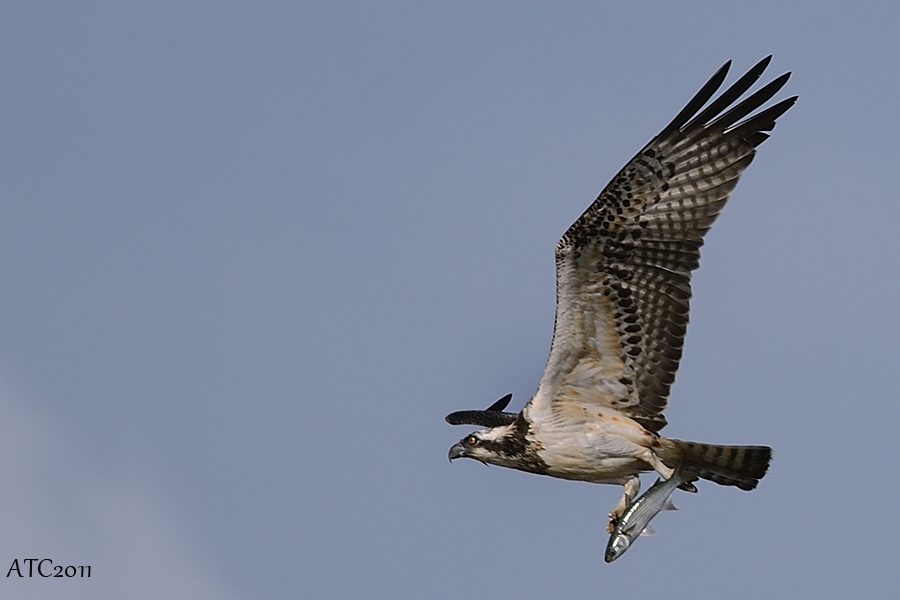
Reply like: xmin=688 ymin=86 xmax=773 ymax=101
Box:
xmin=467 ymin=436 xmax=478 ymax=446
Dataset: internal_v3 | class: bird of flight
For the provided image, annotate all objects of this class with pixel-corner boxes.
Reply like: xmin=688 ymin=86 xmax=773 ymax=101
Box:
xmin=446 ymin=57 xmax=795 ymax=533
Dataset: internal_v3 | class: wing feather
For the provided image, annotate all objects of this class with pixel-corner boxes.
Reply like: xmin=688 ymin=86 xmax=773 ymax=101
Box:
xmin=529 ymin=60 xmax=796 ymax=432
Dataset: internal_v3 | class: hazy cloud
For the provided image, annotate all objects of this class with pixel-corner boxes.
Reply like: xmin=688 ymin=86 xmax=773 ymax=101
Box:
xmin=0 ymin=379 xmax=242 ymax=600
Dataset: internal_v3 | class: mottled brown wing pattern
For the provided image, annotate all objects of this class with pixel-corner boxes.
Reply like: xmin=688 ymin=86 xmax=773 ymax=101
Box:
xmin=536 ymin=58 xmax=796 ymax=432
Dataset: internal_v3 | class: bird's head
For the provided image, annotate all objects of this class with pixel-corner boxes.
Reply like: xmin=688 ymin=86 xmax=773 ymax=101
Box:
xmin=448 ymin=425 xmax=517 ymax=465
xmin=445 ymin=394 xmax=533 ymax=469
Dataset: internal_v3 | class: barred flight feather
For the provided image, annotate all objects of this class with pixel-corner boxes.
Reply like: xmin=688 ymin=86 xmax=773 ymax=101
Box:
xmin=533 ymin=57 xmax=796 ymax=432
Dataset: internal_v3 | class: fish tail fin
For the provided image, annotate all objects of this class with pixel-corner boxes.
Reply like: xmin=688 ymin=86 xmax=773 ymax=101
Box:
xmin=664 ymin=439 xmax=771 ymax=491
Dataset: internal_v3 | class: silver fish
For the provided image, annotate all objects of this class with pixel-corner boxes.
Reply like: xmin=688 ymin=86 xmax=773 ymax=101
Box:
xmin=604 ymin=462 xmax=695 ymax=563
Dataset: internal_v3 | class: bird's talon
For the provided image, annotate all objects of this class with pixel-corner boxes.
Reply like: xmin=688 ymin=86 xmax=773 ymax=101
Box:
xmin=607 ymin=512 xmax=621 ymax=533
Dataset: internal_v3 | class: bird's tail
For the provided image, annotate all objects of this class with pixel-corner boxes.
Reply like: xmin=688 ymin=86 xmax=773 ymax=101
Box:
xmin=663 ymin=439 xmax=771 ymax=491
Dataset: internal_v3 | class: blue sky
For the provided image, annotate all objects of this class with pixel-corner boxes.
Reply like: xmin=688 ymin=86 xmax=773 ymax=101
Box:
xmin=0 ymin=2 xmax=897 ymax=598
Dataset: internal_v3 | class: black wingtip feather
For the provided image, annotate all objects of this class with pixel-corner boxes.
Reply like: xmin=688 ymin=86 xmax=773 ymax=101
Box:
xmin=708 ymin=72 xmax=792 ymax=131
xmin=486 ymin=393 xmax=513 ymax=412
xmin=658 ymin=60 xmax=731 ymax=137
xmin=684 ymin=56 xmax=773 ymax=131
xmin=744 ymin=131 xmax=770 ymax=147
xmin=727 ymin=95 xmax=798 ymax=139
xmin=445 ymin=410 xmax=517 ymax=428
xmin=445 ymin=393 xmax=517 ymax=427
xmin=657 ymin=58 xmax=795 ymax=145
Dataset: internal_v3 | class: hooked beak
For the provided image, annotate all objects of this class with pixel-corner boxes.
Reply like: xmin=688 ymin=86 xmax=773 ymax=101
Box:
xmin=448 ymin=442 xmax=466 ymax=462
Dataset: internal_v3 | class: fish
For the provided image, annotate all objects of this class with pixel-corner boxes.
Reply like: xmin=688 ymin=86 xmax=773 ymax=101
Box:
xmin=604 ymin=462 xmax=696 ymax=563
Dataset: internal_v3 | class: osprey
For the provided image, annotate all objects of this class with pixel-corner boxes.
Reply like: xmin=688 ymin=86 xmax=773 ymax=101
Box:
xmin=446 ymin=57 xmax=795 ymax=532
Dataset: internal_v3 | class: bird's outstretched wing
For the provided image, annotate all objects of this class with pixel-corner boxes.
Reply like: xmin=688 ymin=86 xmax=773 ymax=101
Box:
xmin=445 ymin=393 xmax=518 ymax=427
xmin=530 ymin=57 xmax=796 ymax=432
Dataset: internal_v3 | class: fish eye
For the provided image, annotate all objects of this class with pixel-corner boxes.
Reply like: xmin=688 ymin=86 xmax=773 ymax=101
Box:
xmin=466 ymin=435 xmax=478 ymax=446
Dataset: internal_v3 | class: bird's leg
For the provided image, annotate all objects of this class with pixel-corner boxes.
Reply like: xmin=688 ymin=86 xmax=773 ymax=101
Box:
xmin=647 ymin=451 xmax=698 ymax=491
xmin=645 ymin=451 xmax=675 ymax=480
xmin=607 ymin=475 xmax=641 ymax=533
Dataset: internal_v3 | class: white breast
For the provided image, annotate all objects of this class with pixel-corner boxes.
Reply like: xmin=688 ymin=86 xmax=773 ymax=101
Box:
xmin=526 ymin=400 xmax=654 ymax=484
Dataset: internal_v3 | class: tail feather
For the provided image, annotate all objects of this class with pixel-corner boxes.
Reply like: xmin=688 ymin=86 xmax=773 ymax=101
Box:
xmin=669 ymin=440 xmax=771 ymax=491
